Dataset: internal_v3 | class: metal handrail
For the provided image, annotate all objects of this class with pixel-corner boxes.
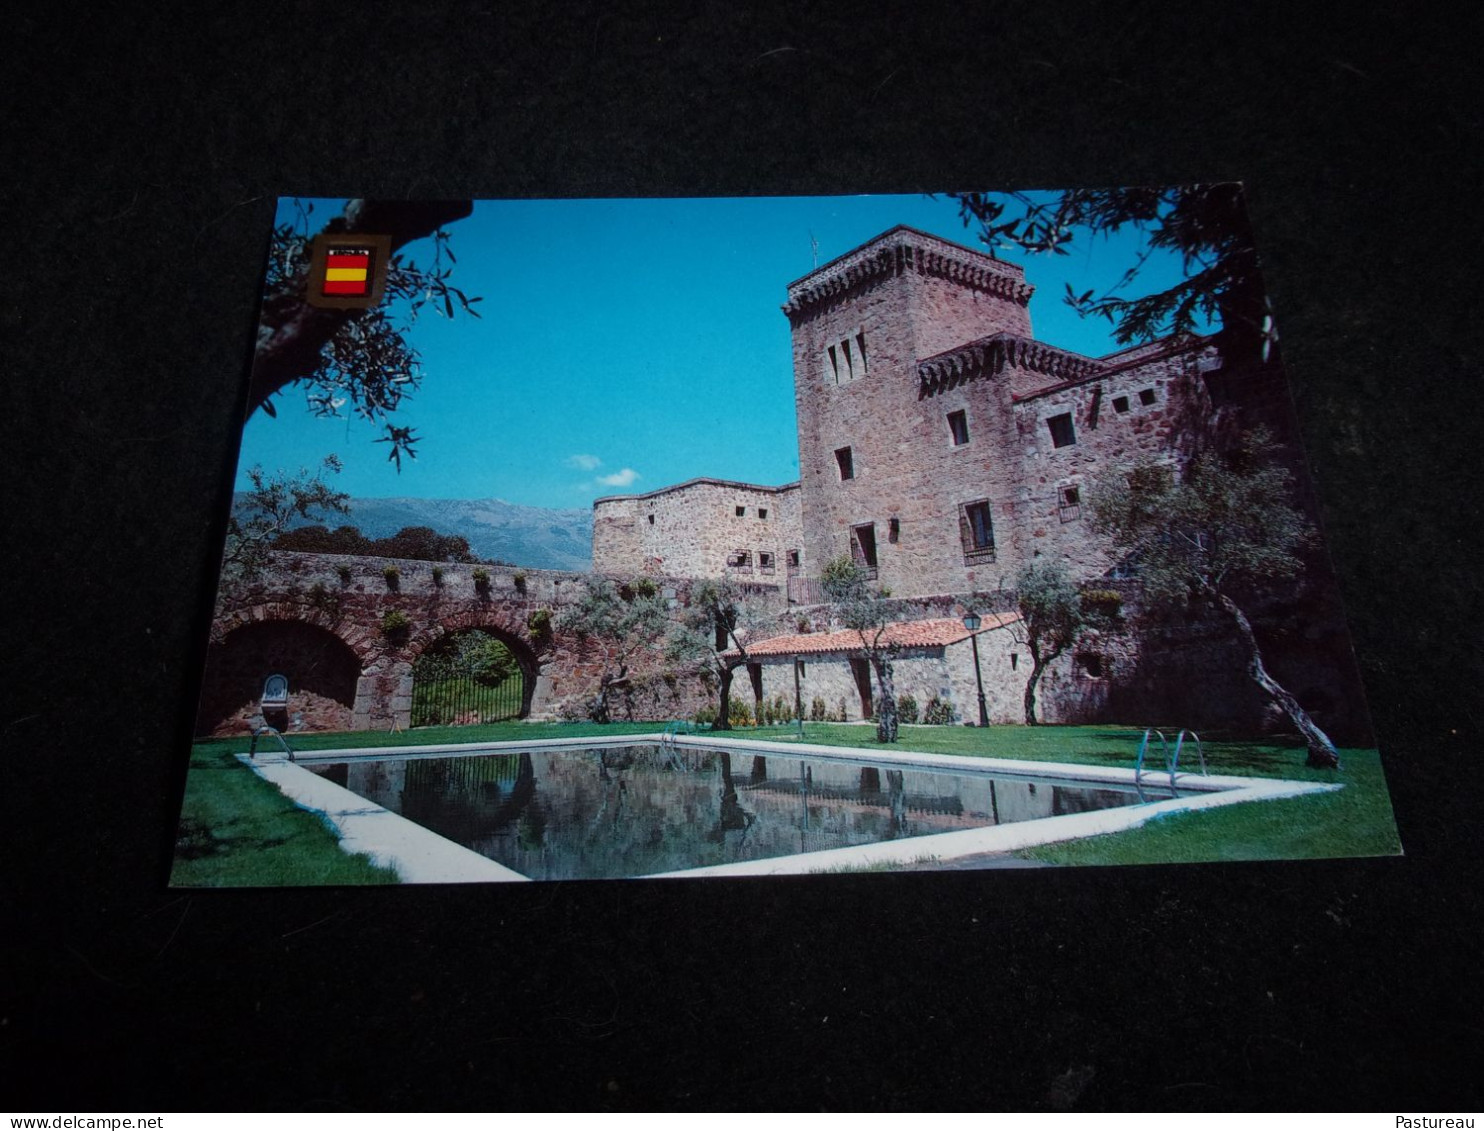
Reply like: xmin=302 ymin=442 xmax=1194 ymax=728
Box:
xmin=248 ymin=724 xmax=295 ymax=762
xmin=1132 ymin=728 xmax=1168 ymax=802
xmin=1170 ymin=729 xmax=1207 ymax=787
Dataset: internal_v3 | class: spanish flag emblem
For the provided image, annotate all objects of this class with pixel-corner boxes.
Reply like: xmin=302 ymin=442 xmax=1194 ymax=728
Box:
xmin=306 ymin=232 xmax=392 ymax=309
xmin=322 ymin=248 xmax=373 ymax=296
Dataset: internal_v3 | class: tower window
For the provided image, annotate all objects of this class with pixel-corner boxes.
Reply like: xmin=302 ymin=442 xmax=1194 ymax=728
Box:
xmin=850 ymin=523 xmax=878 ymax=573
xmin=1047 ymin=412 xmax=1076 ymax=448
xmin=826 ymin=344 xmax=839 ymax=384
xmin=647 ymin=514 xmax=655 ymax=524
xmin=759 ymin=508 xmax=768 ymax=520
xmin=855 ymin=331 xmax=868 ymax=376
xmin=1058 ymin=485 xmax=1082 ymax=523
xmin=947 ymin=410 xmax=970 ymax=446
xmin=786 ymin=549 xmax=800 ymax=569
xmin=959 ymin=500 xmax=996 ymax=563
xmin=1112 ymin=395 xmax=1130 ymax=413
xmin=888 ymin=517 xmax=900 ymax=543
xmin=735 ymin=505 xmax=746 ymax=517
xmin=759 ymin=551 xmax=775 ymax=573
xmin=727 ymin=549 xmax=752 ymax=571
xmin=1139 ymin=388 xmax=1158 ymax=406
xmin=835 ymin=446 xmax=855 ymax=480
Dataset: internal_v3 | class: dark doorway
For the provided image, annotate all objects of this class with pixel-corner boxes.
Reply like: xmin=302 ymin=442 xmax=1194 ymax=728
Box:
xmin=849 ymin=658 xmax=873 ymax=719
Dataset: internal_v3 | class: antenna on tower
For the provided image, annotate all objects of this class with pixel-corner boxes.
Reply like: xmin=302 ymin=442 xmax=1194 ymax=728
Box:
xmin=809 ymin=230 xmax=819 ymax=269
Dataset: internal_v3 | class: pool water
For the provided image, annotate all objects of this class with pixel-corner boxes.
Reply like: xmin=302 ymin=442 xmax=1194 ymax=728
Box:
xmin=309 ymin=745 xmax=1143 ymax=881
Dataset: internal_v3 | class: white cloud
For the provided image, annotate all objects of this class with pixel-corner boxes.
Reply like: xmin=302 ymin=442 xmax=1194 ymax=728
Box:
xmin=565 ymin=454 xmax=602 ymax=471
xmin=597 ymin=468 xmax=640 ymax=488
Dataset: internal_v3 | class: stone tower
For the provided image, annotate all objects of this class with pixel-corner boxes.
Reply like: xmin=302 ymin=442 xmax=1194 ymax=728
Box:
xmin=783 ymin=225 xmax=1042 ymax=596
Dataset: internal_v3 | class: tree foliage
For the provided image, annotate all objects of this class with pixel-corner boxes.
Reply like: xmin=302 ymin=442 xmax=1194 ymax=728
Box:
xmin=999 ymin=560 xmax=1121 ymax=726
xmin=951 ymin=184 xmax=1274 ymax=366
xmin=1088 ymin=430 xmax=1339 ymax=768
xmin=251 ymin=199 xmax=481 ymax=469
xmin=558 ymin=578 xmax=670 ymax=723
xmin=667 ymin=578 xmax=770 ymax=731
xmin=821 ymin=555 xmax=900 ymax=742
xmin=273 ymin=523 xmax=477 ymax=563
xmin=221 ymin=456 xmax=349 ymax=588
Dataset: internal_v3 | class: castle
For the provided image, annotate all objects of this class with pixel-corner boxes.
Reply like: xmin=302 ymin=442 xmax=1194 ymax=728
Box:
xmin=590 ymin=225 xmax=1232 ymax=725
xmin=595 ymin=225 xmax=1218 ymax=597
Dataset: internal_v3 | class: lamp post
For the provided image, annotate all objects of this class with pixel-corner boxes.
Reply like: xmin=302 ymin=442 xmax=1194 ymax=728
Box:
xmin=963 ymin=610 xmax=989 ymax=728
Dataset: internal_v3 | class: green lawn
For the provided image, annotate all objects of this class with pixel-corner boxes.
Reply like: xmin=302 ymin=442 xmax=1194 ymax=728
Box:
xmin=171 ymin=743 xmax=398 ymax=887
xmin=178 ymin=719 xmax=1401 ymax=880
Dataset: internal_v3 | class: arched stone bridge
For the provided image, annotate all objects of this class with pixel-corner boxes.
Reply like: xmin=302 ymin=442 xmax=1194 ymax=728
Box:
xmin=196 ymin=551 xmax=738 ymax=736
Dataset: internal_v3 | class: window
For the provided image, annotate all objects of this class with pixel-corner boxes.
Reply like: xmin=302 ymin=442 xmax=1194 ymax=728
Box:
xmin=735 ymin=505 xmax=746 ymax=517
xmin=835 ymin=446 xmax=855 ymax=480
xmin=1112 ymin=395 xmax=1130 ymax=413
xmin=947 ymin=410 xmax=969 ymax=446
xmin=1058 ymin=485 xmax=1081 ymax=523
xmin=1047 ymin=412 xmax=1076 ymax=448
xmin=759 ymin=551 xmax=775 ymax=573
xmin=959 ymin=500 xmax=996 ymax=563
xmin=758 ymin=508 xmax=768 ymax=520
xmin=647 ymin=514 xmax=655 ymax=524
xmin=1076 ymin=652 xmax=1105 ymax=678
xmin=786 ymin=549 xmax=800 ymax=569
xmin=851 ymin=523 xmax=878 ymax=574
xmin=727 ymin=549 xmax=752 ymax=570
xmin=855 ymin=331 xmax=868 ymax=376
xmin=826 ymin=331 xmax=868 ymax=384
xmin=888 ymin=517 xmax=900 ymax=543
xmin=826 ymin=344 xmax=839 ymax=384
xmin=1139 ymin=388 xmax=1157 ymax=406
xmin=1010 ymin=653 xmax=1019 ymax=671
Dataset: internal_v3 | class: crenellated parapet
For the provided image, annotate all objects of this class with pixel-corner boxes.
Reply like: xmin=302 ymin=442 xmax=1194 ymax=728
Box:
xmin=782 ymin=225 xmax=1033 ymax=324
xmin=917 ymin=332 xmax=1105 ymax=395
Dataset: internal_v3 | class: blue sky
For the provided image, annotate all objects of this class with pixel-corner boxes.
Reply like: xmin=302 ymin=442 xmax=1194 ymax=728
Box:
xmin=237 ymin=193 xmax=1210 ymax=508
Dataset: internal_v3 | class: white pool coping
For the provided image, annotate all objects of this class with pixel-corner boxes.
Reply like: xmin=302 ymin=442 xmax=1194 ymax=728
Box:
xmin=248 ymin=733 xmax=1341 ymax=881
xmin=243 ymin=754 xmax=529 ymax=883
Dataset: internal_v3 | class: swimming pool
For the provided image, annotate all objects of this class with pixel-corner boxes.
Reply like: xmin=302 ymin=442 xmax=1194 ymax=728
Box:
xmin=304 ymin=744 xmax=1147 ymax=881
xmin=234 ymin=732 xmax=1338 ymax=882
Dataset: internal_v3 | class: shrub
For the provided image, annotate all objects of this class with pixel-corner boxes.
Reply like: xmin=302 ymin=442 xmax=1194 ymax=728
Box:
xmin=382 ymin=565 xmax=400 ymax=590
xmin=431 ymin=565 xmax=444 ymax=587
xmin=527 ymin=607 xmax=553 ymax=646
xmin=380 ymin=609 xmax=411 ymax=641
xmin=471 ymin=567 xmax=490 ymax=594
xmin=796 ymin=616 xmax=812 ymax=633
xmin=810 ymin=696 xmax=827 ymax=722
xmin=727 ymin=696 xmax=753 ymax=726
xmin=307 ymin=581 xmax=339 ymax=616
xmin=833 ymin=697 xmax=848 ymax=722
xmin=772 ymin=693 xmax=793 ymax=723
xmin=897 ymin=694 xmax=919 ymax=724
xmin=512 ymin=571 xmax=527 ymax=593
xmin=336 ymin=564 xmax=353 ymax=585
xmin=694 ymin=704 xmax=717 ymax=726
xmin=923 ymin=696 xmax=957 ymax=725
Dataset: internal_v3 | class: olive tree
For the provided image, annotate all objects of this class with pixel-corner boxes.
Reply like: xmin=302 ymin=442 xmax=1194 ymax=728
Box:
xmin=1089 ymin=430 xmax=1340 ymax=769
xmin=820 ymin=556 xmax=900 ymax=743
xmin=557 ymin=578 xmax=669 ymax=723
xmin=667 ymin=579 xmax=771 ymax=731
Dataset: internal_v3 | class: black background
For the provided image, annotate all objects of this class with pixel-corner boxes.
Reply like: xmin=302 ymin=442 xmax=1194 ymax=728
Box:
xmin=4 ymin=2 xmax=1481 ymax=1112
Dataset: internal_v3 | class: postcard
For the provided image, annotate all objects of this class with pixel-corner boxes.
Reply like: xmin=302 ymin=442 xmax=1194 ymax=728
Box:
xmin=171 ymin=189 xmax=1400 ymax=886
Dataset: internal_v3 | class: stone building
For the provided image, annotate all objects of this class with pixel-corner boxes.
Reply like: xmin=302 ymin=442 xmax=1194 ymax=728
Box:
xmin=596 ymin=225 xmax=1216 ymax=601
xmin=593 ymin=477 xmax=803 ymax=583
xmin=584 ymin=223 xmax=1364 ymax=736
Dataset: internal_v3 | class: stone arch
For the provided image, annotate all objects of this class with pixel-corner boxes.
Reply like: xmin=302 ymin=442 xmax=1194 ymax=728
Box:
xmin=407 ymin=610 xmax=545 ymax=719
xmin=212 ymin=601 xmax=380 ymax=664
xmin=196 ymin=616 xmax=365 ymax=737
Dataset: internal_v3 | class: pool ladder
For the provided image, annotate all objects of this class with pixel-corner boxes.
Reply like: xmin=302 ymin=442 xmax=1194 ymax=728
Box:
xmin=248 ymin=724 xmax=295 ymax=762
xmin=1132 ymin=729 xmax=1206 ymax=801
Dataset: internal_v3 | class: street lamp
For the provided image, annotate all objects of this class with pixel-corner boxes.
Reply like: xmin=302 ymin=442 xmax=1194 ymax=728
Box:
xmin=962 ymin=610 xmax=990 ymax=728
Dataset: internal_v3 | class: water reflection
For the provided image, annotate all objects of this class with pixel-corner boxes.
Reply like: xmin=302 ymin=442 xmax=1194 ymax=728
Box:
xmin=311 ymin=746 xmax=1141 ymax=881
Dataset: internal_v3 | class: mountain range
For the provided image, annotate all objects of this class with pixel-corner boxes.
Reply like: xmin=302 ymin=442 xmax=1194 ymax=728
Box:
xmin=246 ymin=494 xmax=595 ymax=572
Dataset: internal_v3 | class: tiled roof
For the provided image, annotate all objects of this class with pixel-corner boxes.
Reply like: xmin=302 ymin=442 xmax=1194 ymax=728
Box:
xmin=733 ymin=615 xmax=1020 ymax=658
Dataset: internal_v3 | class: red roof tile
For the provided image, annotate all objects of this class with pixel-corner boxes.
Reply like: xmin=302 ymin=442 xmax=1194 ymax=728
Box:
xmin=733 ymin=614 xmax=1020 ymax=658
